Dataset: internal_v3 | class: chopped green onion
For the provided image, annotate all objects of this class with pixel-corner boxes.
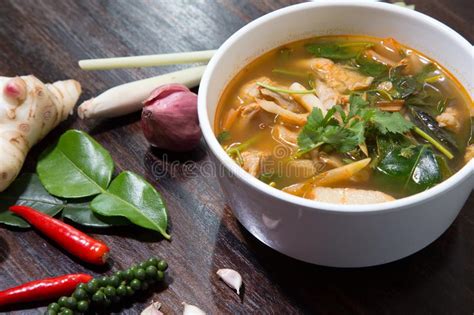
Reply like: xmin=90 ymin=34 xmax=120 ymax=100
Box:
xmin=226 ymin=134 xmax=262 ymax=155
xmin=337 ymin=42 xmax=374 ymax=48
xmin=226 ymin=146 xmax=240 ymax=156
xmin=424 ymin=74 xmax=443 ymax=83
xmin=217 ymin=131 xmax=231 ymax=143
xmin=377 ymin=89 xmax=394 ymax=101
xmin=256 ymin=82 xmax=316 ymax=94
xmin=272 ymin=68 xmax=309 ymax=78
xmin=436 ymin=98 xmax=448 ymax=114
xmin=367 ymin=89 xmax=394 ymax=101
xmin=413 ymin=127 xmax=454 ymax=159
xmin=259 ymin=172 xmax=275 ymax=184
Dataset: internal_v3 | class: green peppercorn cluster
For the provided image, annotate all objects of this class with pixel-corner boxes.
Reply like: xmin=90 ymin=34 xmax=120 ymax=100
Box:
xmin=45 ymin=258 xmax=168 ymax=315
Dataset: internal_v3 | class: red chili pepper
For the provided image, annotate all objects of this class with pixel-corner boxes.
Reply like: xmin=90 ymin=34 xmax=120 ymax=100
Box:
xmin=0 ymin=274 xmax=92 ymax=307
xmin=9 ymin=205 xmax=110 ymax=265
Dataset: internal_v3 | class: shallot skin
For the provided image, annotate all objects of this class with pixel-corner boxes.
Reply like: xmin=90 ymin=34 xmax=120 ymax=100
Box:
xmin=141 ymin=84 xmax=201 ymax=152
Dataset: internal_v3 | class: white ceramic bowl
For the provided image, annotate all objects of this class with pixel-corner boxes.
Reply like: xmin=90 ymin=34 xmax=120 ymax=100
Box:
xmin=198 ymin=1 xmax=474 ymax=267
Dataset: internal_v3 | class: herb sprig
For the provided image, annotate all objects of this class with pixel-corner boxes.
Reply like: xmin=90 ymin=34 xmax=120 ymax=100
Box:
xmin=297 ymin=94 xmax=414 ymax=154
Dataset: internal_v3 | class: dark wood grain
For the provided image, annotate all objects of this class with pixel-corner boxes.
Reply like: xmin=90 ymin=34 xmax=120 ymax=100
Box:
xmin=0 ymin=1 xmax=473 ymax=314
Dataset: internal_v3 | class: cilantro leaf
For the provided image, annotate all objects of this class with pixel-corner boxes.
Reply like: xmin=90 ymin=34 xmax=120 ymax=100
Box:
xmin=297 ymin=94 xmax=414 ymax=155
xmin=347 ymin=120 xmax=366 ymax=147
xmin=355 ymin=54 xmax=389 ymax=77
xmin=348 ymin=94 xmax=369 ymax=118
xmin=414 ymin=63 xmax=438 ymax=83
xmin=306 ymin=43 xmax=357 ymax=60
xmin=322 ymin=125 xmax=362 ymax=152
xmin=371 ymin=111 xmax=414 ymax=135
xmin=405 ymin=85 xmax=449 ymax=116
xmin=349 ymin=94 xmax=413 ymax=135
xmin=384 ymin=65 xmax=424 ymax=99
xmin=297 ymin=108 xmax=331 ymax=152
xmin=297 ymin=130 xmax=321 ymax=153
xmin=392 ymin=75 xmax=420 ymax=98
xmin=305 ymin=42 xmax=372 ymax=60
xmin=297 ymin=107 xmax=364 ymax=154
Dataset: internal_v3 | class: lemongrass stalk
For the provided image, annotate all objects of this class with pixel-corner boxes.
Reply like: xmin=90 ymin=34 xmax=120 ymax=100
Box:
xmin=79 ymin=50 xmax=217 ymax=70
xmin=77 ymin=66 xmax=206 ymax=119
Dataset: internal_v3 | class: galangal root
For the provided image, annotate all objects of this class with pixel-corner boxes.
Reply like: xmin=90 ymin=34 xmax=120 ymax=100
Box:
xmin=0 ymin=75 xmax=81 ymax=192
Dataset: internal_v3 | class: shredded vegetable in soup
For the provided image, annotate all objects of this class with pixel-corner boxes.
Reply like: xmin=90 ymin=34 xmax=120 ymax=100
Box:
xmin=215 ymin=35 xmax=473 ymax=204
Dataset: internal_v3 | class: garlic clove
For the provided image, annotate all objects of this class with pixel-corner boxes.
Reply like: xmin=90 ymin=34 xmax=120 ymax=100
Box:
xmin=182 ymin=302 xmax=206 ymax=315
xmin=216 ymin=268 xmax=243 ymax=295
xmin=141 ymin=301 xmax=163 ymax=315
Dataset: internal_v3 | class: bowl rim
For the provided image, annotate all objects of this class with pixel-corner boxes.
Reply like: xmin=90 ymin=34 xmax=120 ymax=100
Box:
xmin=197 ymin=0 xmax=474 ymax=214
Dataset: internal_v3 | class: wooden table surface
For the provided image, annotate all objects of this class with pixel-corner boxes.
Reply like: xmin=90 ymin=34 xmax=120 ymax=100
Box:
xmin=0 ymin=0 xmax=473 ymax=314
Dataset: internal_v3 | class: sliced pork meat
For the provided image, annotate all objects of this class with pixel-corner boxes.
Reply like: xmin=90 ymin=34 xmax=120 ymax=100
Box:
xmin=309 ymin=58 xmax=374 ymax=93
xmin=314 ymin=79 xmax=340 ymax=110
xmin=436 ymin=107 xmax=461 ymax=132
xmin=398 ymin=52 xmax=425 ymax=75
xmin=260 ymin=88 xmax=304 ymax=113
xmin=239 ymin=102 xmax=260 ymax=118
xmin=241 ymin=150 xmax=269 ymax=177
xmin=240 ymin=76 xmax=272 ymax=101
